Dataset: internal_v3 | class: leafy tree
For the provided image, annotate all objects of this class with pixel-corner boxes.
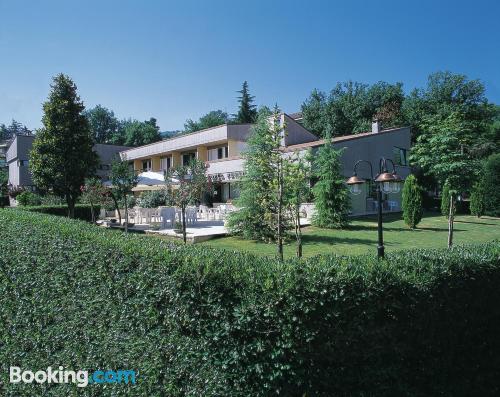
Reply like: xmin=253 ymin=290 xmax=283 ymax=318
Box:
xmin=165 ymin=159 xmax=209 ymax=243
xmin=0 ymin=120 xmax=32 ymax=140
xmin=184 ymin=110 xmax=229 ymax=133
xmin=482 ymin=153 xmax=500 ymax=217
xmin=286 ymin=152 xmax=311 ymax=258
xmin=137 ymin=189 xmax=169 ymax=208
xmin=81 ymin=177 xmax=107 ymax=222
xmin=123 ymin=118 xmax=162 ymax=147
xmin=84 ymin=105 xmax=119 ymax=143
xmin=234 ymin=81 xmax=257 ymax=123
xmin=227 ymin=106 xmax=292 ymax=259
xmin=110 ymin=159 xmax=138 ymax=232
xmin=301 ymin=81 xmax=404 ymax=138
xmin=311 ymin=136 xmax=350 ymax=228
xmin=30 ymin=74 xmax=98 ymax=218
xmin=469 ymin=181 xmax=486 ymax=218
xmin=401 ymin=174 xmax=423 ymax=228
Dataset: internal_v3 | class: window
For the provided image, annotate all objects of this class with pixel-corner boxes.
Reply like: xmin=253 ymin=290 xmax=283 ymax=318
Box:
xmin=393 ymin=147 xmax=408 ymax=166
xmin=18 ymin=160 xmax=29 ymax=167
xmin=182 ymin=152 xmax=196 ymax=166
xmin=208 ymin=145 xmax=228 ymax=161
xmin=160 ymin=156 xmax=171 ymax=171
xmin=142 ymin=159 xmax=151 ymax=171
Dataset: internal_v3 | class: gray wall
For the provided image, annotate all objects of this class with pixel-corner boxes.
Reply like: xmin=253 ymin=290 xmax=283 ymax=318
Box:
xmin=6 ymin=135 xmax=35 ymax=187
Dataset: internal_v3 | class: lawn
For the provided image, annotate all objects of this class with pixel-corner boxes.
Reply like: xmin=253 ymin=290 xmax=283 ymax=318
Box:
xmin=200 ymin=213 xmax=500 ymax=258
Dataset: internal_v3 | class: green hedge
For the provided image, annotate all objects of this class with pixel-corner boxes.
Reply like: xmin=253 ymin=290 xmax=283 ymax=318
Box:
xmin=16 ymin=204 xmax=100 ymax=222
xmin=0 ymin=210 xmax=499 ymax=396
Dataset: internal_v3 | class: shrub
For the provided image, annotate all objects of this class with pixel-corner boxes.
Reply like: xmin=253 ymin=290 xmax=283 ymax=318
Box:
xmin=440 ymin=179 xmax=453 ymax=218
xmin=0 ymin=210 xmax=499 ymax=396
xmin=17 ymin=204 xmax=100 ymax=222
xmin=402 ymin=174 xmax=423 ymax=228
xmin=137 ymin=189 xmax=169 ymax=208
xmin=483 ymin=153 xmax=500 ymax=217
xmin=16 ymin=191 xmax=42 ymax=206
xmin=470 ymin=181 xmax=486 ymax=218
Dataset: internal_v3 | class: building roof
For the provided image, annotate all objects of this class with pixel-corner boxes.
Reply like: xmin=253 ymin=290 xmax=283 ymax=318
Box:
xmin=282 ymin=126 xmax=409 ymax=152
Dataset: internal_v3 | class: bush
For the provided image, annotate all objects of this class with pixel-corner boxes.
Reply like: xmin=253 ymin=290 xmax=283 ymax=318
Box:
xmin=137 ymin=189 xmax=169 ymax=208
xmin=440 ymin=179 xmax=453 ymax=218
xmin=470 ymin=181 xmax=486 ymax=218
xmin=16 ymin=191 xmax=42 ymax=206
xmin=0 ymin=210 xmax=499 ymax=396
xmin=483 ymin=153 xmax=500 ymax=217
xmin=402 ymin=175 xmax=423 ymax=228
xmin=17 ymin=204 xmax=100 ymax=222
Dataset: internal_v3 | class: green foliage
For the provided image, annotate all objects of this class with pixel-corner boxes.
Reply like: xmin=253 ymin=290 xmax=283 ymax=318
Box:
xmin=166 ymin=158 xmax=210 ymax=243
xmin=84 ymin=104 xmax=119 ymax=143
xmin=137 ymin=189 xmax=170 ymax=208
xmin=29 ymin=74 xmax=98 ymax=217
xmin=117 ymin=117 xmax=162 ymax=147
xmin=16 ymin=191 xmax=42 ymax=206
xmin=483 ymin=153 xmax=500 ymax=217
xmin=110 ymin=159 xmax=138 ymax=231
xmin=470 ymin=181 xmax=486 ymax=218
xmin=234 ymin=81 xmax=257 ymax=123
xmin=184 ymin=110 xmax=229 ymax=133
xmin=301 ymin=81 xmax=404 ymax=138
xmin=227 ymin=107 xmax=291 ymax=242
xmin=0 ymin=168 xmax=8 ymax=207
xmin=16 ymin=204 xmax=100 ymax=221
xmin=1 ymin=210 xmax=499 ymax=396
xmin=0 ymin=119 xmax=32 ymax=140
xmin=311 ymin=138 xmax=350 ymax=228
xmin=401 ymin=175 xmax=423 ymax=228
xmin=441 ymin=180 xmax=454 ymax=218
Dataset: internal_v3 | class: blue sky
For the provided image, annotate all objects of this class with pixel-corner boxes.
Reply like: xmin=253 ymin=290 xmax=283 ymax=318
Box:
xmin=1 ymin=0 xmax=499 ymax=131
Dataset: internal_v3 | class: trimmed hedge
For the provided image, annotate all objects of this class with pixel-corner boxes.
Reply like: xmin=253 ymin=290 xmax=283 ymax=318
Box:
xmin=0 ymin=210 xmax=499 ymax=396
xmin=16 ymin=204 xmax=100 ymax=222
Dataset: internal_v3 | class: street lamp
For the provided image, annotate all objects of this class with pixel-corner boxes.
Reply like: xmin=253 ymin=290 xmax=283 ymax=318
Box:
xmin=346 ymin=158 xmax=402 ymax=259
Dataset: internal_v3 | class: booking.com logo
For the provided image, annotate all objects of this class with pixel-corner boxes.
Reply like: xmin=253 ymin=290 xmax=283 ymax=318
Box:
xmin=9 ymin=366 xmax=136 ymax=388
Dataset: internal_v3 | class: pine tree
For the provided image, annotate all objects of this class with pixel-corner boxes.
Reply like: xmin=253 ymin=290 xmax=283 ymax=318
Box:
xmin=30 ymin=74 xmax=98 ymax=218
xmin=401 ymin=174 xmax=423 ymax=228
xmin=234 ymin=81 xmax=257 ymax=123
xmin=311 ymin=137 xmax=350 ymax=228
xmin=227 ymin=106 xmax=291 ymax=258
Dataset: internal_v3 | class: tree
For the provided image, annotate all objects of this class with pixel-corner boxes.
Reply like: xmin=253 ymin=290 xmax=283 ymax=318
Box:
xmin=165 ymin=159 xmax=209 ymax=243
xmin=301 ymin=81 xmax=404 ymax=138
xmin=81 ymin=177 xmax=108 ymax=222
xmin=482 ymin=153 xmax=500 ymax=217
xmin=0 ymin=120 xmax=32 ymax=141
xmin=184 ymin=110 xmax=229 ymax=133
xmin=440 ymin=180 xmax=452 ymax=218
xmin=0 ymin=168 xmax=8 ymax=208
xmin=110 ymin=159 xmax=138 ymax=232
xmin=286 ymin=152 xmax=311 ymax=258
xmin=123 ymin=118 xmax=162 ymax=147
xmin=234 ymin=81 xmax=257 ymax=123
xmin=227 ymin=106 xmax=292 ymax=259
xmin=401 ymin=175 xmax=423 ymax=228
xmin=311 ymin=136 xmax=350 ymax=228
xmin=440 ymin=179 xmax=457 ymax=248
xmin=469 ymin=181 xmax=486 ymax=218
xmin=84 ymin=105 xmax=119 ymax=143
xmin=30 ymin=74 xmax=98 ymax=218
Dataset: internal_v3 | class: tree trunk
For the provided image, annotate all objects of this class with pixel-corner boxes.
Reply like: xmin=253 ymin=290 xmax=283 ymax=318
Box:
xmin=124 ymin=194 xmax=128 ymax=233
xmin=277 ymin=160 xmax=284 ymax=261
xmin=448 ymin=194 xmax=454 ymax=248
xmin=295 ymin=204 xmax=302 ymax=258
xmin=66 ymin=194 xmax=75 ymax=219
xmin=181 ymin=205 xmax=187 ymax=244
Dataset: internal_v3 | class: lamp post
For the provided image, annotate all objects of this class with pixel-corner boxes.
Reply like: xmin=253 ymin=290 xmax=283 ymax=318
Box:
xmin=346 ymin=158 xmax=402 ymax=259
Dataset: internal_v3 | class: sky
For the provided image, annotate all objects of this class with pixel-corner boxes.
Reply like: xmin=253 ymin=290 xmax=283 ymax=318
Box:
xmin=1 ymin=0 xmax=499 ymax=131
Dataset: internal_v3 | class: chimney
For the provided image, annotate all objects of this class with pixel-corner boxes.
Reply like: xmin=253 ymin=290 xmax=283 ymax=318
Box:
xmin=372 ymin=119 xmax=381 ymax=134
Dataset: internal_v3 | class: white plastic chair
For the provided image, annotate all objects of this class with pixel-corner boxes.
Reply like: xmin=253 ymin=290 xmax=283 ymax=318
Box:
xmin=186 ymin=206 xmax=198 ymax=225
xmin=160 ymin=207 xmax=176 ymax=229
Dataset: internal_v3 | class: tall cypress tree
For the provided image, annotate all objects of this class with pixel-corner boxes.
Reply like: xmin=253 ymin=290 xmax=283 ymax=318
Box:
xmin=311 ymin=136 xmax=350 ymax=228
xmin=30 ymin=74 xmax=98 ymax=218
xmin=235 ymin=81 xmax=257 ymax=123
xmin=401 ymin=174 xmax=423 ymax=228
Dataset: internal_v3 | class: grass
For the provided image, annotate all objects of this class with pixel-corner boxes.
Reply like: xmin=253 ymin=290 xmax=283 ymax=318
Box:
xmin=199 ymin=212 xmax=500 ymax=259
